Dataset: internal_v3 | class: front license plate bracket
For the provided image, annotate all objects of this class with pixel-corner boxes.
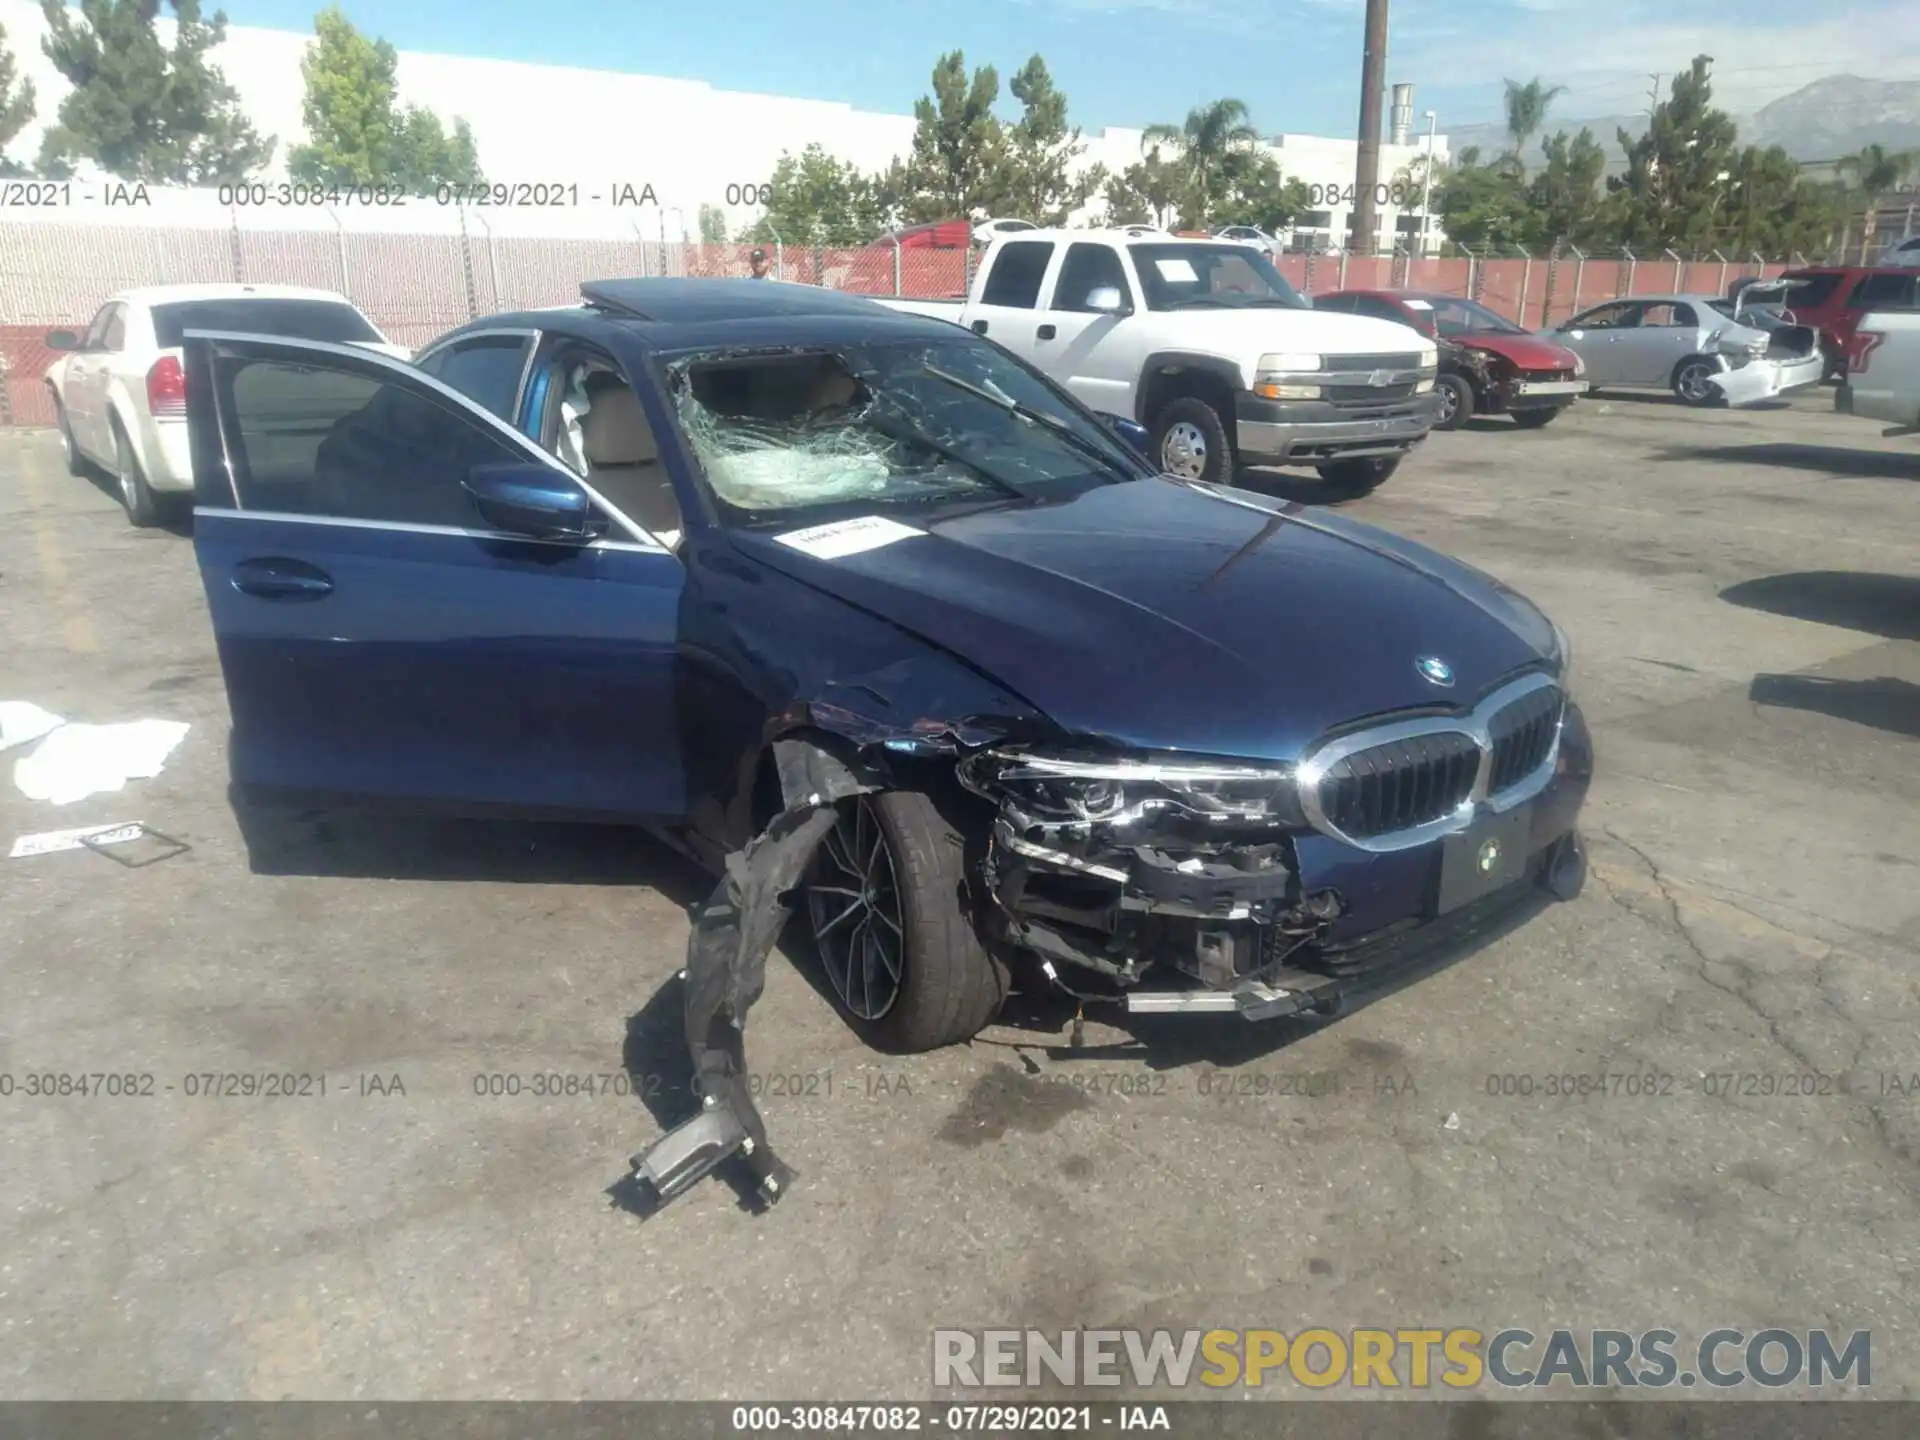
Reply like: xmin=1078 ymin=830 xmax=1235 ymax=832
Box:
xmin=1434 ymin=806 xmax=1535 ymax=916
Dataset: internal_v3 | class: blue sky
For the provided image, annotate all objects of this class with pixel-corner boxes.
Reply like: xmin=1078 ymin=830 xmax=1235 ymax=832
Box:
xmin=230 ymin=0 xmax=1920 ymax=139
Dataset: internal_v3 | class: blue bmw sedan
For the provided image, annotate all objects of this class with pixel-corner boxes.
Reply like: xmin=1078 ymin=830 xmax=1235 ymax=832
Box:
xmin=180 ymin=278 xmax=1591 ymax=1059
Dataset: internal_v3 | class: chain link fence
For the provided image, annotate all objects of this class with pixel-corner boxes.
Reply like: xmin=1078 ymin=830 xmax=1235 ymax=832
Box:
xmin=0 ymin=193 xmax=1812 ymax=427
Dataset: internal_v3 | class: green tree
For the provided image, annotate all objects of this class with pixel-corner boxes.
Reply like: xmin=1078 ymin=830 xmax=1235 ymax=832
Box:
xmin=1101 ymin=142 xmax=1184 ymax=227
xmin=1500 ymin=78 xmax=1564 ymax=176
xmin=1211 ymin=150 xmax=1311 ymax=232
xmin=698 ymin=202 xmax=728 ymax=244
xmin=744 ymin=143 xmax=886 ymax=246
xmin=1837 ymin=142 xmax=1919 ymax=258
xmin=1527 ymin=127 xmax=1607 ymax=246
xmin=0 ymin=22 xmax=37 ymax=177
xmin=1718 ymin=144 xmax=1843 ymax=257
xmin=1434 ymin=157 xmax=1533 ymax=250
xmin=287 ymin=9 xmax=480 ymax=192
xmin=894 ymin=50 xmax=1009 ymax=223
xmin=1142 ymin=97 xmax=1259 ymax=226
xmin=999 ymin=55 xmax=1102 ymax=225
xmin=1606 ymin=54 xmax=1739 ymax=252
xmin=38 ymin=0 xmax=274 ymax=183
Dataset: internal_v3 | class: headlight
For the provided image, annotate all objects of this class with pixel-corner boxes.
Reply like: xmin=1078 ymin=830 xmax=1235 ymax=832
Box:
xmin=957 ymin=746 xmax=1305 ymax=830
xmin=1256 ymin=352 xmax=1322 ymax=374
xmin=1417 ymin=346 xmax=1438 ymax=369
xmin=1550 ymin=620 xmax=1574 ymax=687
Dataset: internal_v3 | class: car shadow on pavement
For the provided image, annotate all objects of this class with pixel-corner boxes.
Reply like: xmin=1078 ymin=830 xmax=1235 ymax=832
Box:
xmin=1748 ymin=674 xmax=1920 ymax=740
xmin=1719 ymin=571 xmax=1920 ymax=641
xmin=1231 ymin=467 xmax=1371 ymax=507
xmin=1668 ymin=442 xmax=1920 ymax=481
xmin=232 ymin=802 xmax=714 ymax=901
xmin=77 ymin=465 xmax=195 ymax=536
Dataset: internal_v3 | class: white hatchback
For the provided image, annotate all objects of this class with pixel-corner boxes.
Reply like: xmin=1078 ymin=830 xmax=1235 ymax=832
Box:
xmin=44 ymin=284 xmax=407 ymax=526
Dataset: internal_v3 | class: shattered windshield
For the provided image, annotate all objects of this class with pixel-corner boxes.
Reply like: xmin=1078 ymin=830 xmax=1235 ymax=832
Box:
xmin=661 ymin=334 xmax=1149 ymax=528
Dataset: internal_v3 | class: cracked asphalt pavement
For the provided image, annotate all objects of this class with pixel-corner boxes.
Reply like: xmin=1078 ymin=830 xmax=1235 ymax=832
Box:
xmin=1 ymin=388 xmax=1917 ymax=1400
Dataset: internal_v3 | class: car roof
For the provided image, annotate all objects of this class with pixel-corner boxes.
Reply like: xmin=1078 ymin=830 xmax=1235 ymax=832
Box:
xmin=431 ymin=279 xmax=969 ymax=354
xmin=989 ymin=228 xmax=1244 ymax=246
xmin=1582 ymin=294 xmax=1723 ymax=308
xmin=110 ymin=283 xmax=357 ymax=308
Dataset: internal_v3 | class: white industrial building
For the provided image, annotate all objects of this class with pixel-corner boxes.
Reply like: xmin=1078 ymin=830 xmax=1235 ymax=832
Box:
xmin=0 ymin=0 xmax=1449 ymax=251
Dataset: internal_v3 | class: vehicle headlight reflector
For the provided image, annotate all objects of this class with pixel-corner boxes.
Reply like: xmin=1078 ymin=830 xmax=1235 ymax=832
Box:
xmin=1415 ymin=377 xmax=1435 ymax=393
xmin=1417 ymin=346 xmax=1439 ymax=369
xmin=956 ymin=747 xmax=1305 ymax=829
xmin=1550 ymin=619 xmax=1574 ymax=687
xmin=1256 ymin=352 xmax=1322 ymax=374
xmin=1570 ymin=352 xmax=1586 ymax=378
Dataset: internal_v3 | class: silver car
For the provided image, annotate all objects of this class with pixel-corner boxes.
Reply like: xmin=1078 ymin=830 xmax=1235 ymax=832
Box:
xmin=1541 ymin=293 xmax=1824 ymax=407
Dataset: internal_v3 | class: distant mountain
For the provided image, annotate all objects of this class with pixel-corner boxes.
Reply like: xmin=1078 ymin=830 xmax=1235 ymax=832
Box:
xmin=1442 ymin=75 xmax=1920 ymax=170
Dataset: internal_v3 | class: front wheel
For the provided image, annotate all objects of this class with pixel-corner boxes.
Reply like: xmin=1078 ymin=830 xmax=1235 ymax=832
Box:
xmin=1672 ymin=357 xmax=1720 ymax=407
xmin=805 ymin=790 xmax=1008 ymax=1054
xmin=1510 ymin=406 xmax=1562 ymax=429
xmin=1433 ymin=373 xmax=1474 ymax=430
xmin=1150 ymin=396 xmax=1234 ymax=484
xmin=1316 ymin=455 xmax=1401 ymax=496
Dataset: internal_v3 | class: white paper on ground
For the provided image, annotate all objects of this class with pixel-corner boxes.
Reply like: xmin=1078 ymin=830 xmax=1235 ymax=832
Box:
xmin=13 ymin=720 xmax=190 ymax=805
xmin=9 ymin=822 xmax=144 ymax=859
xmin=774 ymin=515 xmax=924 ymax=560
xmin=0 ymin=701 xmax=65 ymax=753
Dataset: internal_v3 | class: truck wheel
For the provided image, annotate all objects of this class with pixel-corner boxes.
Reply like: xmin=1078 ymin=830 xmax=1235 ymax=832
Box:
xmin=804 ymin=789 xmax=1009 ymax=1054
xmin=1150 ymin=397 xmax=1233 ymax=483
xmin=1317 ymin=455 xmax=1400 ymax=496
xmin=1510 ymin=407 xmax=1560 ymax=428
xmin=1671 ymin=357 xmax=1719 ymax=407
xmin=1433 ymin=373 xmax=1474 ymax=430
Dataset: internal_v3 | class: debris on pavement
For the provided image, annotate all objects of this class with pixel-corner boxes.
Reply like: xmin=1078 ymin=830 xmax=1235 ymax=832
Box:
xmin=0 ymin=701 xmax=65 ymax=754
xmin=13 ymin=719 xmax=190 ymax=804
xmin=10 ymin=821 xmax=144 ymax=859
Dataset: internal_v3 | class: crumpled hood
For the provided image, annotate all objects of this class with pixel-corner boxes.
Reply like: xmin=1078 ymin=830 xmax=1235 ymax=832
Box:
xmin=729 ymin=479 xmax=1557 ymax=761
xmin=1458 ymin=332 xmax=1580 ymax=371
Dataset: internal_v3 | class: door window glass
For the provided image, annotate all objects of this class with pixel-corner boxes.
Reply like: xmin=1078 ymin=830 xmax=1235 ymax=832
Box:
xmin=1051 ymin=244 xmax=1128 ymax=312
xmin=417 ymin=335 xmax=531 ymax=419
xmin=216 ymin=352 xmax=532 ymax=528
xmin=979 ymin=242 xmax=1056 ymax=308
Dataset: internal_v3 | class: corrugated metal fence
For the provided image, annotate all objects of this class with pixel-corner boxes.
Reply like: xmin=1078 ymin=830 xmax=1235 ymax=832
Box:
xmin=0 ymin=198 xmax=1802 ymax=427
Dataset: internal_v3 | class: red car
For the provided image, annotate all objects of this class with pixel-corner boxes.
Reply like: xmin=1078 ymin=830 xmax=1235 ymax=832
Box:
xmin=1313 ymin=289 xmax=1588 ymax=429
xmin=1771 ymin=266 xmax=1920 ymax=378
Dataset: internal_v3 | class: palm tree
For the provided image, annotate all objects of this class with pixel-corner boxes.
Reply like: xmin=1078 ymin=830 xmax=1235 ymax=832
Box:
xmin=1142 ymin=98 xmax=1260 ymax=227
xmin=1501 ymin=78 xmax=1565 ymax=176
xmin=1838 ymin=143 xmax=1919 ymax=258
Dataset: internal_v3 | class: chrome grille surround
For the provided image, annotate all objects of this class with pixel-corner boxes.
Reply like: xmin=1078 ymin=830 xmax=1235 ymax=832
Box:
xmin=1296 ymin=671 xmax=1566 ymax=853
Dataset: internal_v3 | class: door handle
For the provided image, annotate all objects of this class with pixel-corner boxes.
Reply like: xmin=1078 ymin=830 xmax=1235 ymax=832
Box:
xmin=970 ymin=319 xmax=989 ymax=335
xmin=231 ymin=557 xmax=334 ymax=601
xmin=1037 ymin=324 xmax=1056 ymax=340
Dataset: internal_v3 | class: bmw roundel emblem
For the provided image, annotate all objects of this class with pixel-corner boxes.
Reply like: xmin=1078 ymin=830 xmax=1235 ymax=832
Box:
xmin=1415 ymin=655 xmax=1455 ymax=687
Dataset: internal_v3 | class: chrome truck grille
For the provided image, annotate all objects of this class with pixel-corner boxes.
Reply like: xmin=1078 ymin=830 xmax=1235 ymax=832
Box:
xmin=1298 ymin=672 xmax=1566 ymax=853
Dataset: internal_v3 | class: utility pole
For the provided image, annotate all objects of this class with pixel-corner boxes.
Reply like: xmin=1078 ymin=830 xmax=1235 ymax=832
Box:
xmin=1418 ymin=109 xmax=1438 ymax=258
xmin=1647 ymin=74 xmax=1664 ymax=119
xmin=1348 ymin=0 xmax=1389 ymax=256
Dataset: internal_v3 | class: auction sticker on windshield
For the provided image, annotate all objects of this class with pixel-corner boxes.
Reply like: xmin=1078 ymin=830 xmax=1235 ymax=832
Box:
xmin=774 ymin=515 xmax=925 ymax=560
xmin=1154 ymin=258 xmax=1199 ymax=283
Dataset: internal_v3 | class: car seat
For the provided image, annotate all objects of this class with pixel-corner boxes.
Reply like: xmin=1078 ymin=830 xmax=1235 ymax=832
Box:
xmin=578 ymin=384 xmax=683 ymax=548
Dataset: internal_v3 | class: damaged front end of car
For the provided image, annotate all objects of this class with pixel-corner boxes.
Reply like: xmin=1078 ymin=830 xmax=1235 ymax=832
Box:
xmin=953 ymin=746 xmax=1347 ymax=1020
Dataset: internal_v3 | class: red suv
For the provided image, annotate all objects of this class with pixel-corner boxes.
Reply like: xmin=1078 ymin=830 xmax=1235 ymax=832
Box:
xmin=1314 ymin=289 xmax=1587 ymax=429
xmin=1772 ymin=266 xmax=1920 ymax=378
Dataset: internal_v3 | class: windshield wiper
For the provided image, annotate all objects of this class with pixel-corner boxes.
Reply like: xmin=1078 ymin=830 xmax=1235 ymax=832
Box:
xmin=861 ymin=401 xmax=1031 ymax=501
xmin=918 ymin=365 xmax=1140 ymax=480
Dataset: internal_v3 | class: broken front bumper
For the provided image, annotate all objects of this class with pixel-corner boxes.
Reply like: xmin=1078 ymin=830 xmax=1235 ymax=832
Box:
xmin=969 ymin=699 xmax=1595 ymax=1021
xmin=1709 ymin=352 xmax=1826 ymax=407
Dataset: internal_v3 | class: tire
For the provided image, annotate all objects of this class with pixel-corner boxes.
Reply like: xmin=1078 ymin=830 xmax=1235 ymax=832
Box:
xmin=1150 ymin=396 xmax=1234 ymax=484
xmin=1433 ymin=373 xmax=1474 ymax=430
xmin=805 ymin=789 xmax=1009 ymax=1053
xmin=1316 ymin=455 xmax=1400 ymax=495
xmin=1510 ymin=406 xmax=1561 ymax=429
xmin=111 ymin=419 xmax=164 ymax=527
xmin=52 ymin=394 xmax=86 ymax=476
xmin=1671 ymin=357 xmax=1719 ymax=407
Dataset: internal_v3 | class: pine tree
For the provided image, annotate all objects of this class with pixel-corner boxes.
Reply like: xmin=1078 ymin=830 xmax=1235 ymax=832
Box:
xmin=1605 ymin=55 xmax=1738 ymax=252
xmin=896 ymin=51 xmax=1010 ymax=223
xmin=1000 ymin=56 xmax=1101 ymax=225
xmin=0 ymin=21 xmax=37 ymax=176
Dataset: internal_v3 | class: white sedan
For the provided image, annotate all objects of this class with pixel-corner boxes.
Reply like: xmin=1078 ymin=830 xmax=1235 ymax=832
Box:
xmin=45 ymin=284 xmax=406 ymax=526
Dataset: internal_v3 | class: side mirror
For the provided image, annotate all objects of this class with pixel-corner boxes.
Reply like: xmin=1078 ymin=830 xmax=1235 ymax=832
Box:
xmin=1099 ymin=413 xmax=1151 ymax=457
xmin=1085 ymin=286 xmax=1128 ymax=315
xmin=464 ymin=462 xmax=594 ymax=540
xmin=45 ymin=329 xmax=80 ymax=352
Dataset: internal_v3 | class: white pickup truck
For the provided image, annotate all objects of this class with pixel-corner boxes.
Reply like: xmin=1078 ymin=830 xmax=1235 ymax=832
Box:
xmin=1836 ymin=290 xmax=1920 ymax=438
xmin=878 ymin=229 xmax=1441 ymax=492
